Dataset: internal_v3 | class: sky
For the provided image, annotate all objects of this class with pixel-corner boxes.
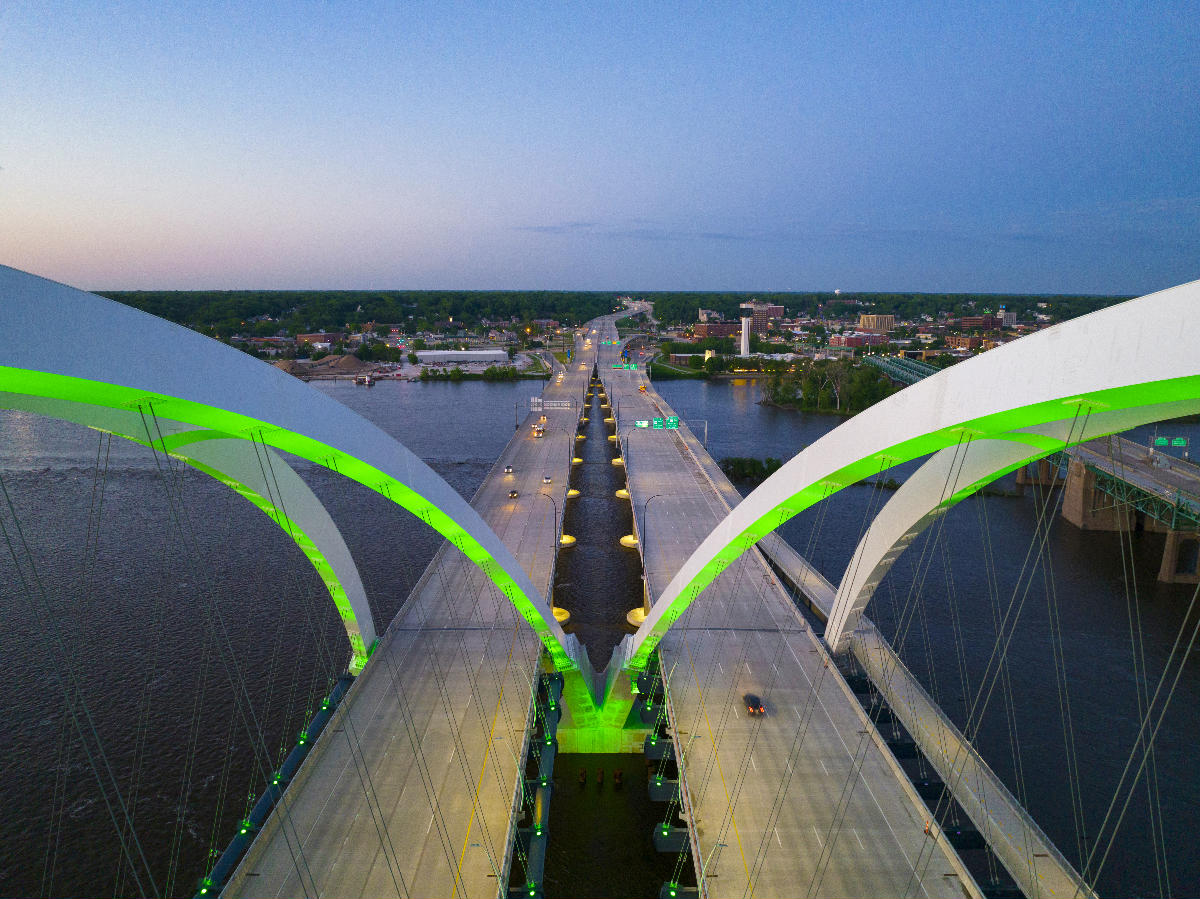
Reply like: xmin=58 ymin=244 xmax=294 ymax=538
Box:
xmin=1 ymin=1 xmax=1197 ymax=294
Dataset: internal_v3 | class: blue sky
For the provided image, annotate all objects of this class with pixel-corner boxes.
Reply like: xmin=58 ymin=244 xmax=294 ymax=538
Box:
xmin=1 ymin=1 xmax=1196 ymax=293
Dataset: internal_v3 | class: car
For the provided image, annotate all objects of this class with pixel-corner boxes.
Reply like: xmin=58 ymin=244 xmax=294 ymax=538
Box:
xmin=508 ymin=489 xmax=519 ymax=499
xmin=743 ymin=693 xmax=765 ymax=717
xmin=543 ymin=475 xmax=552 ymax=484
xmin=504 ymin=465 xmax=513 ymax=474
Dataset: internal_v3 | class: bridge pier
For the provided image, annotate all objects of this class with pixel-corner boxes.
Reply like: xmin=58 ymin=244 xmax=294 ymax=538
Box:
xmin=1061 ymin=459 xmax=1200 ymax=583
xmin=1158 ymin=528 xmax=1200 ymax=583
xmin=552 ymin=662 xmax=650 ymax=753
xmin=1014 ymin=457 xmax=1064 ymax=494
xmin=1061 ymin=460 xmax=1134 ymax=531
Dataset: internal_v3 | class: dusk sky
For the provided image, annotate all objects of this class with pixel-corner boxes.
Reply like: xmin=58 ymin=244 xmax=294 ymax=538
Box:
xmin=2 ymin=1 xmax=1196 ymax=294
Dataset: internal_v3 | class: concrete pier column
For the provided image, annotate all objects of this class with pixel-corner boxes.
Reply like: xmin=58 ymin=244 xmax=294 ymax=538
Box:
xmin=1061 ymin=460 xmax=1130 ymax=531
xmin=1158 ymin=529 xmax=1200 ymax=583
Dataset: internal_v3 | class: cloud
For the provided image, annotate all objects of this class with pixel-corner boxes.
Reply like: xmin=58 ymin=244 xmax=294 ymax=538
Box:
xmin=514 ymin=221 xmax=598 ymax=235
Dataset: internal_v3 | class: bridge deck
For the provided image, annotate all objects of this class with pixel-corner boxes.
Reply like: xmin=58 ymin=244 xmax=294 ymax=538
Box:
xmin=1073 ymin=434 xmax=1200 ymax=512
xmin=224 ymin=348 xmax=589 ymax=899
xmin=606 ymin=332 xmax=977 ymax=898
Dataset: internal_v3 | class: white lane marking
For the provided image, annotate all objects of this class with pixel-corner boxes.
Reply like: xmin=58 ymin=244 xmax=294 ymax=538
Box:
xmin=812 ymin=825 xmax=824 ymax=847
xmin=775 ymin=826 xmax=783 ymax=848
xmin=744 ymin=662 xmax=752 ymax=676
xmin=777 ymin=634 xmax=929 ymax=895
xmin=750 ymin=754 xmax=757 ymax=772
xmin=853 ymin=827 xmax=865 ymax=850
xmin=819 ymin=760 xmax=829 ymax=776
xmin=426 ymin=812 xmax=435 ymax=834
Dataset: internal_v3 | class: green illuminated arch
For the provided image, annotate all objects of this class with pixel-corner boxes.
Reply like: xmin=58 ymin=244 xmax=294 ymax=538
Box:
xmin=0 ymin=390 xmax=380 ymax=670
xmin=626 ymin=277 xmax=1200 ymax=672
xmin=0 ymin=266 xmax=579 ymax=676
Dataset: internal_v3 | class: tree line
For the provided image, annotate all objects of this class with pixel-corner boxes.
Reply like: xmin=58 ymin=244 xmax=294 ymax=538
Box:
xmin=98 ymin=290 xmax=625 ymax=339
xmin=761 ymin=359 xmax=897 ymax=414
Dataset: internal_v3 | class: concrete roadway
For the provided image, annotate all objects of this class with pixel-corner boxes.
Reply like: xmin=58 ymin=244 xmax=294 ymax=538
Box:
xmin=224 ymin=335 xmax=595 ymax=899
xmin=601 ymin=326 xmax=979 ymax=898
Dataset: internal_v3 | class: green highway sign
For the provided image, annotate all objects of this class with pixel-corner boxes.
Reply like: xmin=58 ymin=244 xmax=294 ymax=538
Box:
xmin=635 ymin=420 xmax=650 ymax=428
xmin=1155 ymin=437 xmax=1169 ymax=446
xmin=665 ymin=416 xmax=679 ymax=429
xmin=624 ymin=363 xmax=638 ymax=370
xmin=1155 ymin=436 xmax=1190 ymax=447
xmin=652 ymin=418 xmax=664 ymax=429
xmin=612 ymin=363 xmax=623 ymax=369
xmin=1173 ymin=437 xmax=1190 ymax=447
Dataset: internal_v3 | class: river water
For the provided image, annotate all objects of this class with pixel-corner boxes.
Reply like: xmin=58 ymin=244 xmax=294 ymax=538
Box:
xmin=0 ymin=375 xmax=1197 ymax=897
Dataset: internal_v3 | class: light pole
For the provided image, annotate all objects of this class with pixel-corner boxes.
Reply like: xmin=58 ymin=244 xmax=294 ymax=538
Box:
xmin=686 ymin=418 xmax=709 ymax=448
xmin=532 ymin=491 xmax=560 ymax=558
xmin=640 ymin=493 xmax=667 ymax=559
xmin=532 ymin=491 xmax=570 ymax=624
xmin=627 ymin=492 xmax=667 ymax=625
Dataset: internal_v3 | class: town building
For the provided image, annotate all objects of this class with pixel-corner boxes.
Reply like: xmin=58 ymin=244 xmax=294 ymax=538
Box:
xmin=829 ymin=331 xmax=888 ymax=348
xmin=946 ymin=335 xmax=982 ymax=350
xmin=297 ymin=331 xmax=345 ymax=346
xmin=959 ymin=314 xmax=1000 ymax=331
xmin=416 ymin=349 xmax=509 ymax=364
xmin=739 ymin=301 xmax=785 ymax=335
xmin=694 ymin=322 xmax=741 ymax=338
xmin=857 ymin=313 xmax=896 ymax=333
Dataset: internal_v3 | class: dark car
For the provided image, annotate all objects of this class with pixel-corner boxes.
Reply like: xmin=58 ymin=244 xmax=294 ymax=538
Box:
xmin=509 ymin=489 xmax=519 ymax=499
xmin=743 ymin=693 xmax=765 ymax=717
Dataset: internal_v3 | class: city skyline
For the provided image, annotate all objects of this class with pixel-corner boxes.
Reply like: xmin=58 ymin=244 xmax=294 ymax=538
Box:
xmin=2 ymin=1 xmax=1197 ymax=294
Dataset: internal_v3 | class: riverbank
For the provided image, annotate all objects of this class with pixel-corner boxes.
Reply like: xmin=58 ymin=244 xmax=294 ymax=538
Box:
xmin=275 ymin=352 xmax=548 ymax=382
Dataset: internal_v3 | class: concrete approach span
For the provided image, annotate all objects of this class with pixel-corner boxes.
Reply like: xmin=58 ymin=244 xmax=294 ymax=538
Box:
xmin=0 ymin=265 xmax=579 ymax=674
xmin=628 ymin=277 xmax=1200 ymax=670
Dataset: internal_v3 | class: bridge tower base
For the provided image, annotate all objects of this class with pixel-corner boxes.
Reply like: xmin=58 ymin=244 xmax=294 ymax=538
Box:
xmin=553 ymin=666 xmax=649 ymax=753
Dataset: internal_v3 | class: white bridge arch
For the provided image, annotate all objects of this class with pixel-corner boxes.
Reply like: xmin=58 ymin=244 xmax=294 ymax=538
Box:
xmin=0 ymin=265 xmax=580 ymax=674
xmin=626 ymin=277 xmax=1200 ymax=670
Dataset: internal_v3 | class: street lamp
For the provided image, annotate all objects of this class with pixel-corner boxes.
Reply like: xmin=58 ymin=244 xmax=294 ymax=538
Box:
xmin=627 ymin=492 xmax=668 ymax=626
xmin=640 ymin=493 xmax=667 ymax=557
xmin=532 ymin=491 xmax=570 ymax=624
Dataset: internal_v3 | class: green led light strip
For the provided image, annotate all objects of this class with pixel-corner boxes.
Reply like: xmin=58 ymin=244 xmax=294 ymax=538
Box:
xmin=627 ymin=375 xmax=1200 ymax=672
xmin=0 ymin=366 xmax=577 ymax=675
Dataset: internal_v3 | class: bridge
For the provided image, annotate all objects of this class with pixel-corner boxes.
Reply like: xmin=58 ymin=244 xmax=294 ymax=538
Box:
xmin=3 ymin=265 xmax=1200 ymax=897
